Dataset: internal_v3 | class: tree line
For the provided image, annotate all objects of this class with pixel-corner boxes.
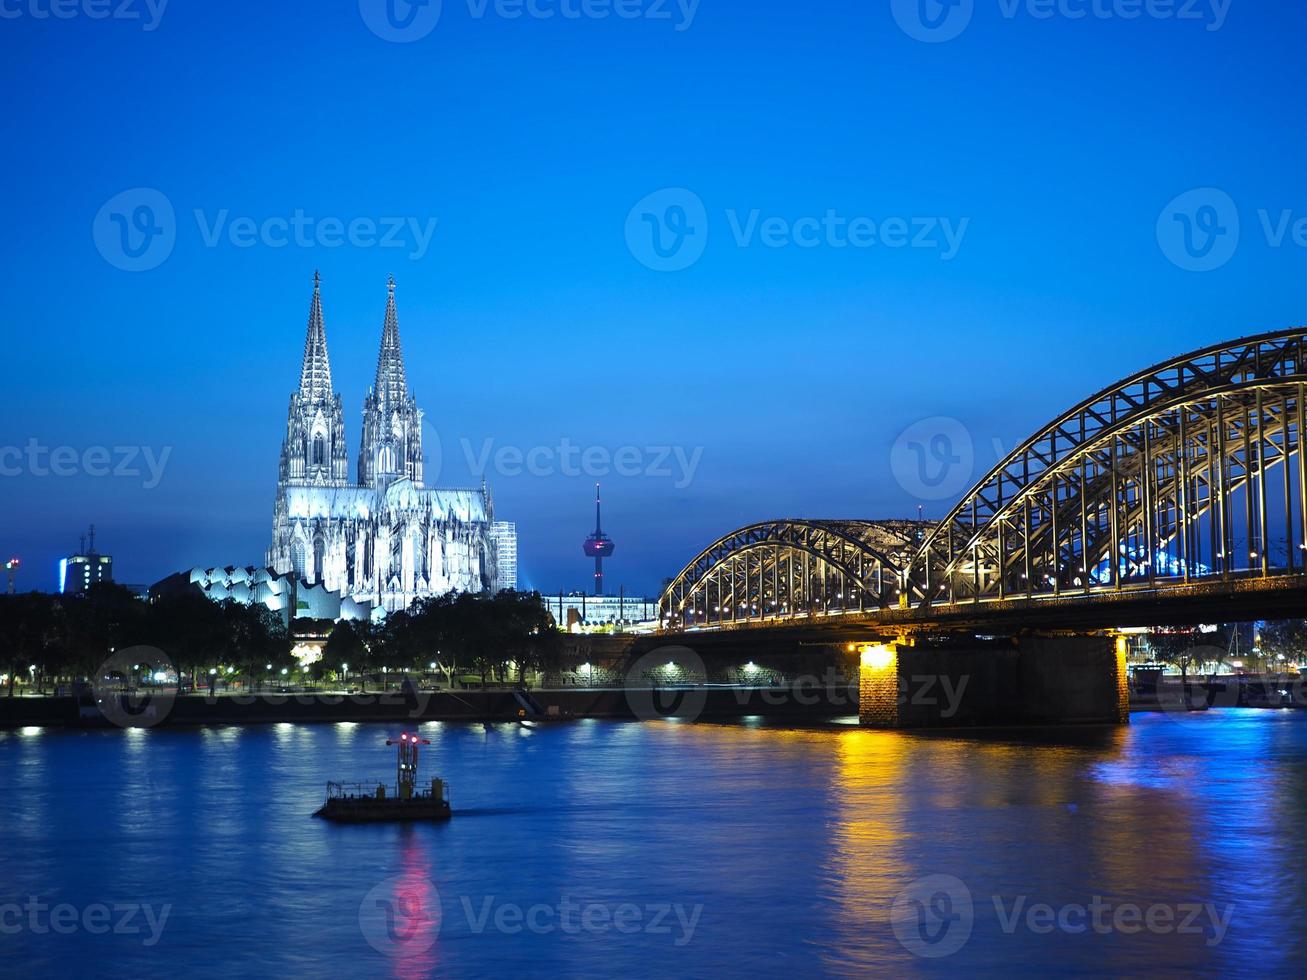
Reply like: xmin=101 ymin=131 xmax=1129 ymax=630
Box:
xmin=317 ymin=590 xmax=560 ymax=688
xmin=0 ymin=584 xmax=291 ymax=694
xmin=0 ymin=584 xmax=561 ymax=693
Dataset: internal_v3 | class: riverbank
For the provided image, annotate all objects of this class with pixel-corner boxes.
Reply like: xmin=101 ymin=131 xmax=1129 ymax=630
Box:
xmin=8 ymin=679 xmax=1305 ymax=728
xmin=0 ymin=683 xmax=861 ymax=728
xmin=1130 ymin=672 xmax=1307 ymax=710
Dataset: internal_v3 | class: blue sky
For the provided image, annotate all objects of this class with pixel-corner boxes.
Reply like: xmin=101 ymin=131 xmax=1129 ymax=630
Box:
xmin=1 ymin=0 xmax=1304 ymax=595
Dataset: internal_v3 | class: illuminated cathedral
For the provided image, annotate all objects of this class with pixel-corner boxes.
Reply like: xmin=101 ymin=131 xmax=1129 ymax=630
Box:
xmin=266 ymin=274 xmax=497 ymax=613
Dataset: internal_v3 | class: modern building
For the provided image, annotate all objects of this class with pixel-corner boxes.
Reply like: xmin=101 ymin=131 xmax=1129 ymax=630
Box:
xmin=150 ymin=565 xmax=373 ymax=624
xmin=491 ymin=522 xmax=518 ymax=591
xmin=59 ymin=525 xmax=113 ymax=595
xmin=547 ymin=591 xmax=658 ymax=631
xmin=266 ymin=274 xmax=500 ymax=613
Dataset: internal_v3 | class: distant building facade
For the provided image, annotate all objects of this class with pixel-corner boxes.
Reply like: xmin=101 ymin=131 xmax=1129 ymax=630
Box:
xmin=59 ymin=526 xmax=112 ymax=594
xmin=547 ymin=592 xmax=658 ymax=631
xmin=265 ymin=275 xmax=499 ymax=613
xmin=150 ymin=566 xmax=373 ymax=624
xmin=491 ymin=522 xmax=518 ymax=590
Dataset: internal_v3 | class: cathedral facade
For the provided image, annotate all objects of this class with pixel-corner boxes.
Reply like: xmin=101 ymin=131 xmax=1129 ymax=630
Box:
xmin=266 ymin=274 xmax=497 ymax=614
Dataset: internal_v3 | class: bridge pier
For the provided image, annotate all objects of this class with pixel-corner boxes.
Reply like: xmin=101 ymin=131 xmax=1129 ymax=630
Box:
xmin=858 ymin=634 xmax=1129 ymax=729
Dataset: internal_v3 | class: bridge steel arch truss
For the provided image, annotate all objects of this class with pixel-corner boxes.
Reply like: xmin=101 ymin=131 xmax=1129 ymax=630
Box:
xmin=906 ymin=329 xmax=1307 ymax=608
xmin=660 ymin=520 xmax=922 ymax=629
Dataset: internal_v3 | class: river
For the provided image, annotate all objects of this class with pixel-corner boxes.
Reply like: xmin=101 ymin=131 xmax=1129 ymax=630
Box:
xmin=2 ymin=710 xmax=1305 ymax=977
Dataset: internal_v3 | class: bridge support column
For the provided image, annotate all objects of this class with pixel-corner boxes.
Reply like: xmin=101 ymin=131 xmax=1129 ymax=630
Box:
xmin=858 ymin=634 xmax=1130 ymax=729
xmin=1112 ymin=634 xmax=1131 ymax=724
xmin=858 ymin=643 xmax=901 ymax=726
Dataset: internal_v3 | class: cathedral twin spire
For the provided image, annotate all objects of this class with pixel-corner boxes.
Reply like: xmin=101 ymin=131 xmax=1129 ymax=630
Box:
xmin=372 ymin=276 xmax=410 ymax=411
xmin=285 ymin=272 xmax=423 ymax=491
xmin=298 ymin=270 xmax=334 ymax=402
xmin=269 ymin=273 xmax=496 ymax=602
xmin=359 ymin=275 xmax=424 ymax=489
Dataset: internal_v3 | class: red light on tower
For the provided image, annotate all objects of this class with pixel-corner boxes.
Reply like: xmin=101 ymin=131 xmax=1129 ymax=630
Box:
xmin=582 ymin=483 xmax=615 ymax=596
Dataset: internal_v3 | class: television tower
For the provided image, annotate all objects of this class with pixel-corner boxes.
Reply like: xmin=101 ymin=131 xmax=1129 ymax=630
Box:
xmin=4 ymin=557 xmax=19 ymax=595
xmin=582 ymin=483 xmax=615 ymax=595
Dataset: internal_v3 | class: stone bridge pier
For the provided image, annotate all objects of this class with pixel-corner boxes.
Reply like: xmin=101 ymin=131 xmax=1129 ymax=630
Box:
xmin=857 ymin=634 xmax=1130 ymax=729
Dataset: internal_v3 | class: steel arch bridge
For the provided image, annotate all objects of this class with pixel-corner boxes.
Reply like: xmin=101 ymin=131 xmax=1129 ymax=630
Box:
xmin=660 ymin=520 xmax=928 ymax=628
xmin=660 ymin=327 xmax=1307 ymax=631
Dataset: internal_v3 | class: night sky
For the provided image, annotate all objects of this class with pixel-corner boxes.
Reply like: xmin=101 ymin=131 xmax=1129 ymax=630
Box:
xmin=2 ymin=0 xmax=1304 ymax=595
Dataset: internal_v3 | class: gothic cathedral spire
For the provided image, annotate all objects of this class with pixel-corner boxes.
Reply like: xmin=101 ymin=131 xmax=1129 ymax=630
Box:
xmin=277 ymin=271 xmax=349 ymax=489
xmin=359 ymin=276 xmax=424 ymax=489
xmin=372 ymin=275 xmax=409 ymax=410
xmin=269 ymin=274 xmax=498 ymax=605
xmin=299 ymin=270 xmax=334 ymax=401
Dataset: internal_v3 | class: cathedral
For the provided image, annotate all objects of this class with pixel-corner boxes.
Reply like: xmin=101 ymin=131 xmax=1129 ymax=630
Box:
xmin=266 ymin=274 xmax=498 ymax=614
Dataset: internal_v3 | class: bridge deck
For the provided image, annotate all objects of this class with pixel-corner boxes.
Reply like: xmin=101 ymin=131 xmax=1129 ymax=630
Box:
xmin=661 ymin=573 xmax=1307 ymax=640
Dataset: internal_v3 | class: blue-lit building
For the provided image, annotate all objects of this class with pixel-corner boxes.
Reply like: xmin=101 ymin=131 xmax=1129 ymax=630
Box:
xmin=59 ymin=526 xmax=113 ymax=595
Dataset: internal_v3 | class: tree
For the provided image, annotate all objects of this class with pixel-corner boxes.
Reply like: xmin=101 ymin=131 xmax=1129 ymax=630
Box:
xmin=0 ymin=594 xmax=60 ymax=695
xmin=318 ymin=620 xmax=369 ymax=684
xmin=1146 ymin=628 xmax=1232 ymax=683
xmin=60 ymin=583 xmax=148 ymax=681
xmin=1145 ymin=627 xmax=1237 ymax=710
xmin=144 ymin=592 xmax=228 ymax=691
xmin=1258 ymin=620 xmax=1307 ymax=668
xmin=373 ymin=609 xmax=425 ymax=677
xmin=239 ymin=604 xmax=294 ymax=691
xmin=386 ymin=590 xmax=561 ymax=688
xmin=137 ymin=593 xmax=290 ymax=693
xmin=492 ymin=590 xmax=559 ymax=687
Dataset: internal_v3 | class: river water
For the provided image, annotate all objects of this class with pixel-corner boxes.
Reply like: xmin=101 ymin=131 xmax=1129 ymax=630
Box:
xmin=2 ymin=711 xmax=1305 ymax=978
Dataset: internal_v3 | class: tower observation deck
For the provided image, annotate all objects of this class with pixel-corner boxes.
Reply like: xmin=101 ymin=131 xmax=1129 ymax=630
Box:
xmin=582 ymin=483 xmax=615 ymax=595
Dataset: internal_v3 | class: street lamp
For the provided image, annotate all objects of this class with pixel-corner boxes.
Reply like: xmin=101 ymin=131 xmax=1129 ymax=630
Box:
xmin=342 ymin=662 xmax=349 ymax=688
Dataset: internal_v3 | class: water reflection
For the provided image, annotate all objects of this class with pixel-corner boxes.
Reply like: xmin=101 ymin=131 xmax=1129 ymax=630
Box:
xmin=1 ymin=715 xmax=1305 ymax=976
xmin=824 ymin=730 xmax=912 ymax=973
xmin=373 ymin=832 xmax=441 ymax=980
